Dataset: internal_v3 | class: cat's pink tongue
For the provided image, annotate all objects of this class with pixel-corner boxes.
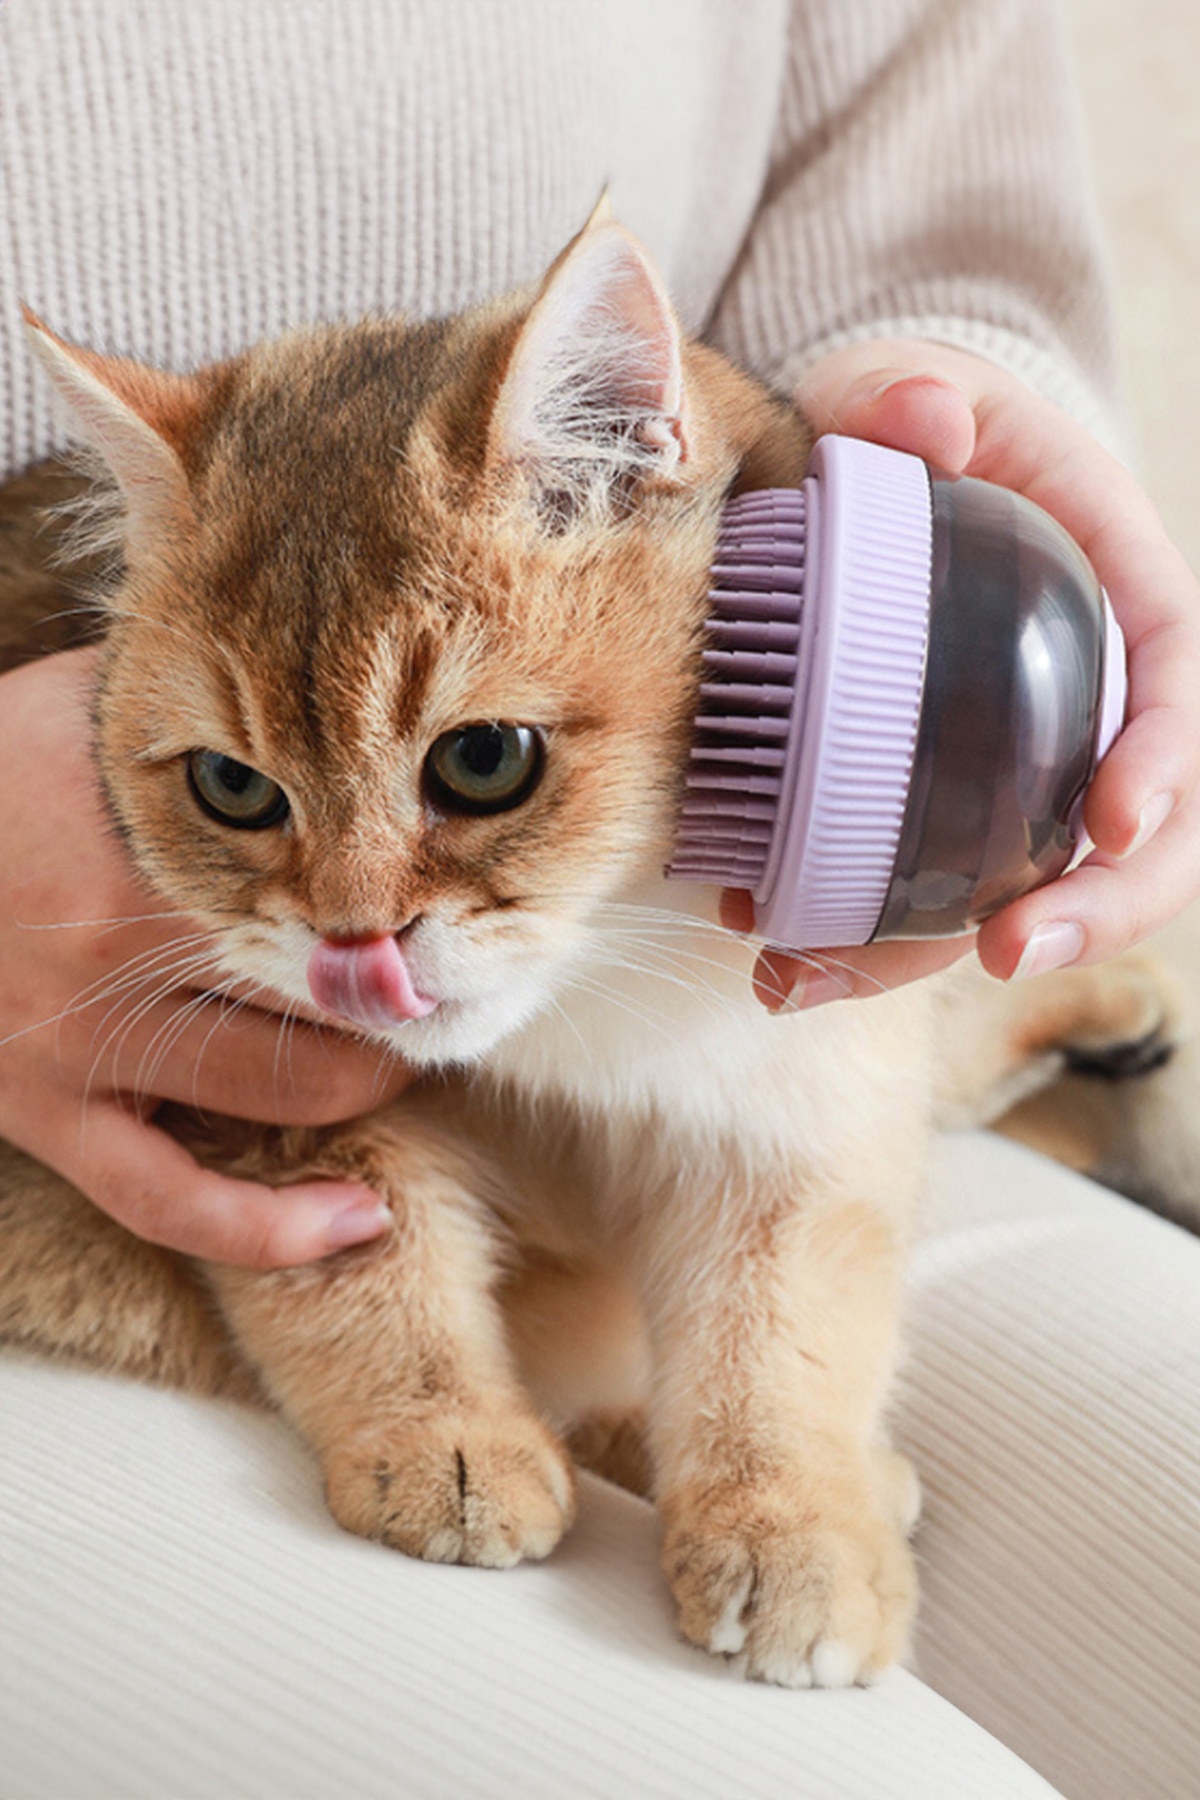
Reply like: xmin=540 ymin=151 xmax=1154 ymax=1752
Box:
xmin=307 ymin=935 xmax=438 ymax=1031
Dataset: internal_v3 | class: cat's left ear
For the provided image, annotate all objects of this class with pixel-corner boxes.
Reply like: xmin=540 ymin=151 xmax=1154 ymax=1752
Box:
xmin=22 ymin=308 xmax=209 ymax=552
xmin=490 ymin=216 xmax=690 ymax=520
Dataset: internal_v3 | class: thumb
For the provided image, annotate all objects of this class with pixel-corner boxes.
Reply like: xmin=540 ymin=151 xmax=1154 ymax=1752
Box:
xmin=798 ymin=365 xmax=977 ymax=476
xmin=65 ymin=1102 xmax=390 ymax=1267
xmin=751 ymin=935 xmax=974 ymax=1011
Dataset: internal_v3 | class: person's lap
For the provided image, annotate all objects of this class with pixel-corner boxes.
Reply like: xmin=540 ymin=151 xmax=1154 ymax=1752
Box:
xmin=902 ymin=1132 xmax=1200 ymax=1800
xmin=2 ymin=1132 xmax=1195 ymax=1800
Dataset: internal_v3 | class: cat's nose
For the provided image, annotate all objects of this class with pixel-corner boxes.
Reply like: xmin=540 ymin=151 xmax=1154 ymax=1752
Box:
xmin=306 ymin=933 xmax=438 ymax=1032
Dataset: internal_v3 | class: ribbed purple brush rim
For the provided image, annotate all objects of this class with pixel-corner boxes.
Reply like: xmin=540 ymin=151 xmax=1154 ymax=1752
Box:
xmin=667 ymin=436 xmax=935 ymax=949
xmin=667 ymin=489 xmax=806 ymax=890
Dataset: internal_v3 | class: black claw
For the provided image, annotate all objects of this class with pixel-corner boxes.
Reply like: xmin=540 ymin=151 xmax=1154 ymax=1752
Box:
xmin=1064 ymin=1028 xmax=1176 ymax=1082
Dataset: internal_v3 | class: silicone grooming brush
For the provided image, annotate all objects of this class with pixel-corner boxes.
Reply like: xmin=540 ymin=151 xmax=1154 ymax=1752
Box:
xmin=667 ymin=435 xmax=1127 ymax=949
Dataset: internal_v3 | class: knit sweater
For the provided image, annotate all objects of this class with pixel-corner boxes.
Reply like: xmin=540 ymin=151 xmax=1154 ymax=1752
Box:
xmin=0 ymin=0 xmax=1116 ymax=486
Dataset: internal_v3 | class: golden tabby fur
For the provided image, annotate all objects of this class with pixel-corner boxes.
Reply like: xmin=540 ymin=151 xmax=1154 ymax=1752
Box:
xmin=0 ymin=213 xmax=1174 ymax=1686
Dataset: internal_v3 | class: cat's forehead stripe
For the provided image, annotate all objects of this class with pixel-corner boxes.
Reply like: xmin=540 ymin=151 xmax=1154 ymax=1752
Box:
xmin=361 ymin=618 xmax=435 ymax=746
xmin=234 ymin=317 xmax=460 ymax=472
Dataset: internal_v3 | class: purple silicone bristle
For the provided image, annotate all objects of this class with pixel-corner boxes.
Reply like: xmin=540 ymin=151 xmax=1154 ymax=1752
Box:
xmin=668 ymin=489 xmax=807 ymax=889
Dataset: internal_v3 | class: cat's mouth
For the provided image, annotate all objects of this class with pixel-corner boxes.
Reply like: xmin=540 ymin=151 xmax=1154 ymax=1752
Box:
xmin=306 ymin=935 xmax=439 ymax=1034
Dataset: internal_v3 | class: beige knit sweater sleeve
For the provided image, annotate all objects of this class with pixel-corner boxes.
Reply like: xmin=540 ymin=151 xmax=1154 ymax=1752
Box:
xmin=0 ymin=0 xmax=1117 ymax=485
xmin=705 ymin=0 xmax=1119 ymax=443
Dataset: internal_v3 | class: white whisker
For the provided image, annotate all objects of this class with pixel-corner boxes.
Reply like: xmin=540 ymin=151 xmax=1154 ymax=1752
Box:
xmin=0 ymin=931 xmax=216 ymax=1057
xmin=83 ymin=948 xmax=224 ymax=1109
xmin=187 ymin=980 xmax=280 ymax=1117
xmin=84 ymin=943 xmax=224 ymax=1047
xmin=582 ymin=942 xmax=737 ymax=1025
xmin=543 ymin=993 xmax=596 ymax=1070
xmin=554 ymin=968 xmax=679 ymax=1042
xmin=131 ymin=987 xmax=220 ymax=1120
xmin=16 ymin=907 xmax=198 ymax=935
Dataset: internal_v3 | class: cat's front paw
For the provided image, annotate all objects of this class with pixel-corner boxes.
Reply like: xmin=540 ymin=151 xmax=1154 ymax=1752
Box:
xmin=324 ymin=1406 xmax=576 ymax=1568
xmin=661 ymin=1473 xmax=916 ymax=1687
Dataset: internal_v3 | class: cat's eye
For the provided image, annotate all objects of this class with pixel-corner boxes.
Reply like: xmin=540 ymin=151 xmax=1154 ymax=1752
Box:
xmin=187 ymin=750 xmax=290 ymax=830
xmin=425 ymin=723 xmax=544 ymax=815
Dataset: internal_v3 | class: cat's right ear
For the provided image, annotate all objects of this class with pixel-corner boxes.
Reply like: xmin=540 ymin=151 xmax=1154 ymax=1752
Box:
xmin=22 ymin=309 xmax=204 ymax=554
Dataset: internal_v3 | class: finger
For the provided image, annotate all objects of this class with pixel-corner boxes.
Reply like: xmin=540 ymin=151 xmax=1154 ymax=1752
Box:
xmin=719 ymin=888 xmax=756 ymax=933
xmin=967 ymin=420 xmax=1200 ymax=860
xmin=87 ymin=991 xmax=415 ymax=1124
xmin=752 ymin=935 xmax=974 ymax=1012
xmin=59 ymin=1101 xmax=391 ymax=1267
xmin=719 ymin=889 xmax=975 ymax=1007
xmin=967 ymin=403 xmax=1199 ymax=664
xmin=1083 ymin=682 xmax=1188 ymax=862
xmin=1076 ymin=537 xmax=1200 ymax=859
xmin=978 ymin=795 xmax=1200 ymax=980
xmin=798 ymin=367 xmax=977 ymax=474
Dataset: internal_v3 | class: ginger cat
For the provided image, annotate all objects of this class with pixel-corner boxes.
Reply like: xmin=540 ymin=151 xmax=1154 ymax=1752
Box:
xmin=0 ymin=212 xmax=1172 ymax=1687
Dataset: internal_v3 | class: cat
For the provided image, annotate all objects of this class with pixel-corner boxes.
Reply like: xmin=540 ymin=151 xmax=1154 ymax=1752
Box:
xmin=0 ymin=208 xmax=1174 ymax=1687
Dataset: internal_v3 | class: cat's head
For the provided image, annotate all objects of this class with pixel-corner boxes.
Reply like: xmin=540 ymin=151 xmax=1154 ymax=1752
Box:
xmin=27 ymin=210 xmax=809 ymax=1064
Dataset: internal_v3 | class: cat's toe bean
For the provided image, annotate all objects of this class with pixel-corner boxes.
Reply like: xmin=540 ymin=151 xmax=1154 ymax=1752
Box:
xmin=324 ymin=1408 xmax=575 ymax=1568
xmin=662 ymin=1479 xmax=916 ymax=1688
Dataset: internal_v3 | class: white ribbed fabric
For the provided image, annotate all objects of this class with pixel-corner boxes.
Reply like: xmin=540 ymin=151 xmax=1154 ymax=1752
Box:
xmin=6 ymin=1135 xmax=1200 ymax=1799
xmin=0 ymin=1349 xmax=1058 ymax=1800
xmin=0 ymin=0 xmax=1119 ymax=487
xmin=900 ymin=1135 xmax=1200 ymax=1800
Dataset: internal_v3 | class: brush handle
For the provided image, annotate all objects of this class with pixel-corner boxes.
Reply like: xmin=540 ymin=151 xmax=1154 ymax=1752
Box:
xmin=870 ymin=468 xmax=1125 ymax=941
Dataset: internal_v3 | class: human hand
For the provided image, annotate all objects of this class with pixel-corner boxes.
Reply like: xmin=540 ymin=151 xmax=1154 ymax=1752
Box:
xmin=0 ymin=649 xmax=412 ymax=1266
xmin=728 ymin=337 xmax=1200 ymax=1009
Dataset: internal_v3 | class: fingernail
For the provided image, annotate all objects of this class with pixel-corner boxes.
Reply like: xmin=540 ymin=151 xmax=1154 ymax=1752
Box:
xmin=866 ymin=370 xmax=917 ymax=403
xmin=1123 ymin=790 xmax=1174 ymax=859
xmin=772 ymin=970 xmax=849 ymax=1013
xmin=324 ymin=1198 xmax=391 ymax=1252
xmin=1011 ymin=921 xmax=1085 ymax=982
xmin=867 ymin=370 xmax=957 ymax=404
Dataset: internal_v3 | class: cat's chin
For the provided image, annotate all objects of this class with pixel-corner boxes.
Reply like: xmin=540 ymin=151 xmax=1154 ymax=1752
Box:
xmin=365 ymin=984 xmax=550 ymax=1070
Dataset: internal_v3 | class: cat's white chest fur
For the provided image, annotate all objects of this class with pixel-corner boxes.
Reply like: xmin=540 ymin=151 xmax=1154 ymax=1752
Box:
xmin=484 ymin=875 xmax=937 ymax=1206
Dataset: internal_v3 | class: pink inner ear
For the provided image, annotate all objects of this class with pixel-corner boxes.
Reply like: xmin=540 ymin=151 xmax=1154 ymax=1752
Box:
xmin=495 ymin=222 xmax=684 ymax=469
xmin=307 ymin=936 xmax=438 ymax=1031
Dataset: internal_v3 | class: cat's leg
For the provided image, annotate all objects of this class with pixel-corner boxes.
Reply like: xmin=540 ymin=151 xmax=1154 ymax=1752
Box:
xmin=989 ymin=916 xmax=1200 ymax=1222
xmin=935 ymin=951 xmax=1177 ymax=1130
xmin=0 ymin=1138 xmax=252 ymax=1398
xmin=205 ymin=1118 xmax=575 ymax=1567
xmin=499 ymin=1250 xmax=653 ymax=1494
xmin=564 ymin=1405 xmax=654 ymax=1497
xmin=633 ymin=1160 xmax=920 ymax=1688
